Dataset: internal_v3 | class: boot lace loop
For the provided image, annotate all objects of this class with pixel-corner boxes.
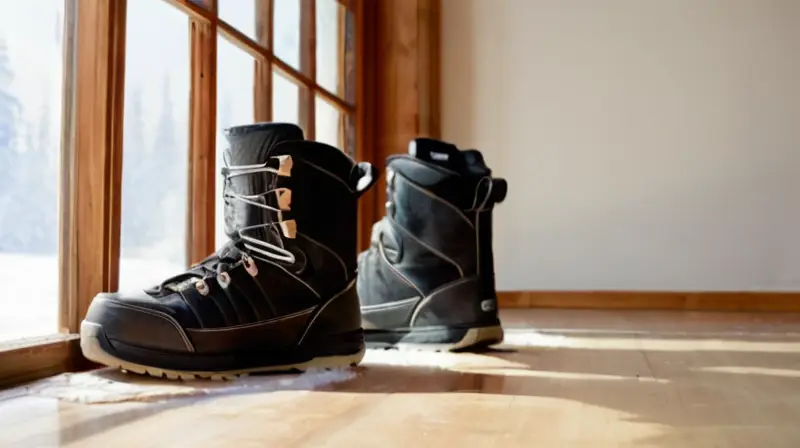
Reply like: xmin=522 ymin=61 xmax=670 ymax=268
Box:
xmin=222 ymin=154 xmax=297 ymax=265
xmin=159 ymin=155 xmax=296 ymax=295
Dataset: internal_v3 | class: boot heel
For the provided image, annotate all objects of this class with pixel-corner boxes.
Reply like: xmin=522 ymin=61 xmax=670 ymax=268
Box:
xmin=365 ymin=324 xmax=504 ymax=352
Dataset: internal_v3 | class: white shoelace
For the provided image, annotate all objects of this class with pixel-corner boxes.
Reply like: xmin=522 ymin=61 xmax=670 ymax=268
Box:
xmin=165 ymin=154 xmax=298 ymax=296
xmin=222 ymin=154 xmax=297 ymax=265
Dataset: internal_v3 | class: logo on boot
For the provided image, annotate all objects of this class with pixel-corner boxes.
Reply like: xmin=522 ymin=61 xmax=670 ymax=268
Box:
xmin=480 ymin=299 xmax=497 ymax=312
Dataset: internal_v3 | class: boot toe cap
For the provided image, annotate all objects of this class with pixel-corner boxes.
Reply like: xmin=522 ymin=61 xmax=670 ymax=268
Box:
xmin=83 ymin=291 xmax=194 ymax=353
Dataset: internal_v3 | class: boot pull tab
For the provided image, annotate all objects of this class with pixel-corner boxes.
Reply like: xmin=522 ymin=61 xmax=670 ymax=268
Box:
xmin=409 ymin=138 xmax=460 ymax=165
xmin=473 ymin=177 xmax=508 ymax=210
xmin=492 ymin=178 xmax=508 ymax=204
xmin=351 ymin=162 xmax=379 ymax=198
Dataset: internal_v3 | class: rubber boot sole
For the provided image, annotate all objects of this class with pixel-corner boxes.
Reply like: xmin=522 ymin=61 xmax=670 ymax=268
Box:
xmin=80 ymin=321 xmax=366 ymax=381
xmin=364 ymin=324 xmax=504 ymax=352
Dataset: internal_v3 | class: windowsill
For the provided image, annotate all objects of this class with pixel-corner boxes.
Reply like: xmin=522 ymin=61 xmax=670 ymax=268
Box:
xmin=0 ymin=333 xmax=79 ymax=352
xmin=0 ymin=333 xmax=81 ymax=390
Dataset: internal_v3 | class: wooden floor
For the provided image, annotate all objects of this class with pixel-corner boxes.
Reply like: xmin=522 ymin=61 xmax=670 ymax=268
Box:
xmin=2 ymin=309 xmax=800 ymax=447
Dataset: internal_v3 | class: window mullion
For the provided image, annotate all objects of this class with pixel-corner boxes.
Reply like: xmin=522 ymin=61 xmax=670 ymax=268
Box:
xmin=299 ymin=0 xmax=316 ymax=139
xmin=187 ymin=0 xmax=218 ymax=265
xmin=69 ymin=0 xmax=127 ymax=329
xmin=254 ymin=0 xmax=273 ymax=122
xmin=355 ymin=0 xmax=374 ymax=252
xmin=58 ymin=0 xmax=79 ymax=334
xmin=336 ymin=3 xmax=347 ymax=152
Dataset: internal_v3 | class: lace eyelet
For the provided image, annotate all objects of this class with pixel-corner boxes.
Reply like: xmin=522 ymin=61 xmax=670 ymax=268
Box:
xmin=195 ymin=280 xmax=209 ymax=296
xmin=243 ymin=255 xmax=259 ymax=277
xmin=217 ymin=272 xmax=231 ymax=288
xmin=279 ymin=219 xmax=297 ymax=239
xmin=276 ymin=188 xmax=292 ymax=211
xmin=273 ymin=155 xmax=293 ymax=177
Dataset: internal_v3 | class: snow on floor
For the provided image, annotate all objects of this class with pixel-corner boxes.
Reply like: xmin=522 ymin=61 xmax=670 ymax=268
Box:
xmin=0 ymin=253 xmax=183 ymax=343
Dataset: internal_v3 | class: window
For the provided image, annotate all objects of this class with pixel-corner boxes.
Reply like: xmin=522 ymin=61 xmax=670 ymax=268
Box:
xmin=316 ymin=0 xmax=345 ymax=97
xmin=316 ymin=96 xmax=341 ymax=149
xmin=119 ymin=0 xmax=190 ymax=291
xmin=0 ymin=0 xmax=370 ymax=387
xmin=0 ymin=0 xmax=66 ymax=343
xmin=215 ymin=36 xmax=254 ymax=248
xmin=315 ymin=0 xmax=355 ymax=154
xmin=274 ymin=0 xmax=301 ymax=70
xmin=214 ymin=0 xmax=354 ymax=249
xmin=274 ymin=71 xmax=300 ymax=125
xmin=218 ymin=0 xmax=256 ymax=40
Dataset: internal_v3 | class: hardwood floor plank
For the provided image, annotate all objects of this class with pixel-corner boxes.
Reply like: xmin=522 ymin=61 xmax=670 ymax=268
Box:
xmin=2 ymin=310 xmax=800 ymax=447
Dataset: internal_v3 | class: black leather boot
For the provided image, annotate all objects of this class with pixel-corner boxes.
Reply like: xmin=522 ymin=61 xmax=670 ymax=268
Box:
xmin=357 ymin=138 xmax=507 ymax=351
xmin=80 ymin=123 xmax=377 ymax=379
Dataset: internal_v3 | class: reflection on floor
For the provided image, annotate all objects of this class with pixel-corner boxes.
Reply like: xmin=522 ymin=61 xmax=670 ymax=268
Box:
xmin=2 ymin=309 xmax=800 ymax=447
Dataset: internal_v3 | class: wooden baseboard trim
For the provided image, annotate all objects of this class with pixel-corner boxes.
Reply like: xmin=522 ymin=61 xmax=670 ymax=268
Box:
xmin=498 ymin=291 xmax=800 ymax=312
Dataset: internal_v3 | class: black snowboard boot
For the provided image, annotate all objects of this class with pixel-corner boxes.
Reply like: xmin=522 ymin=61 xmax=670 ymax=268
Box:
xmin=357 ymin=138 xmax=507 ymax=351
xmin=80 ymin=123 xmax=378 ymax=379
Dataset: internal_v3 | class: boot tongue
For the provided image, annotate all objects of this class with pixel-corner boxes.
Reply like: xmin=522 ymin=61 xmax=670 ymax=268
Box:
xmin=222 ymin=122 xmax=304 ymax=247
xmin=408 ymin=138 xmax=490 ymax=176
xmin=224 ymin=122 xmax=304 ymax=166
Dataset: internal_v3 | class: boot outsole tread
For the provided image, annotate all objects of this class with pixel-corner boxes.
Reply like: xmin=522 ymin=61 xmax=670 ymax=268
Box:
xmin=80 ymin=329 xmax=365 ymax=381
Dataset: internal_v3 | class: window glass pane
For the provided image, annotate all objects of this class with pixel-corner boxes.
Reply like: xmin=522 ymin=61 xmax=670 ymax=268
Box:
xmin=275 ymin=0 xmax=300 ymax=70
xmin=220 ymin=0 xmax=302 ymax=73
xmin=316 ymin=0 xmax=343 ymax=96
xmin=219 ymin=0 xmax=256 ymax=41
xmin=119 ymin=0 xmax=190 ymax=291
xmin=0 ymin=0 xmax=64 ymax=341
xmin=216 ymin=37 xmax=255 ymax=249
xmin=315 ymin=96 xmax=340 ymax=149
xmin=273 ymin=71 xmax=299 ymax=125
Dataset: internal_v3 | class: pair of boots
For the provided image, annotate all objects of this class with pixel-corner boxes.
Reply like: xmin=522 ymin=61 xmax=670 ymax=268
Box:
xmin=79 ymin=123 xmax=507 ymax=379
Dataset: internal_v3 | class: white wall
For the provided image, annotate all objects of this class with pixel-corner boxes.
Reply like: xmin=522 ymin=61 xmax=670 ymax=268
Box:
xmin=441 ymin=0 xmax=800 ymax=291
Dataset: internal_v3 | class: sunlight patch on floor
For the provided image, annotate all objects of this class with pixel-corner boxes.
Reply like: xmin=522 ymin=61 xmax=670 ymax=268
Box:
xmin=503 ymin=328 xmax=800 ymax=353
xmin=9 ymin=367 xmax=361 ymax=404
xmin=698 ymin=366 xmax=800 ymax=378
xmin=447 ymin=367 xmax=670 ymax=383
xmin=362 ymin=348 xmax=530 ymax=370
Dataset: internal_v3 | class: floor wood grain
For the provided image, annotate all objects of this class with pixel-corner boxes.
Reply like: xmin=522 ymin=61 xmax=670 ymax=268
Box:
xmin=2 ymin=309 xmax=800 ymax=447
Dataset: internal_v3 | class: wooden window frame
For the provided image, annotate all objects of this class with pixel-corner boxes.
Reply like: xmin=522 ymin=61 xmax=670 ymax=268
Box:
xmin=0 ymin=0 xmax=441 ymax=389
